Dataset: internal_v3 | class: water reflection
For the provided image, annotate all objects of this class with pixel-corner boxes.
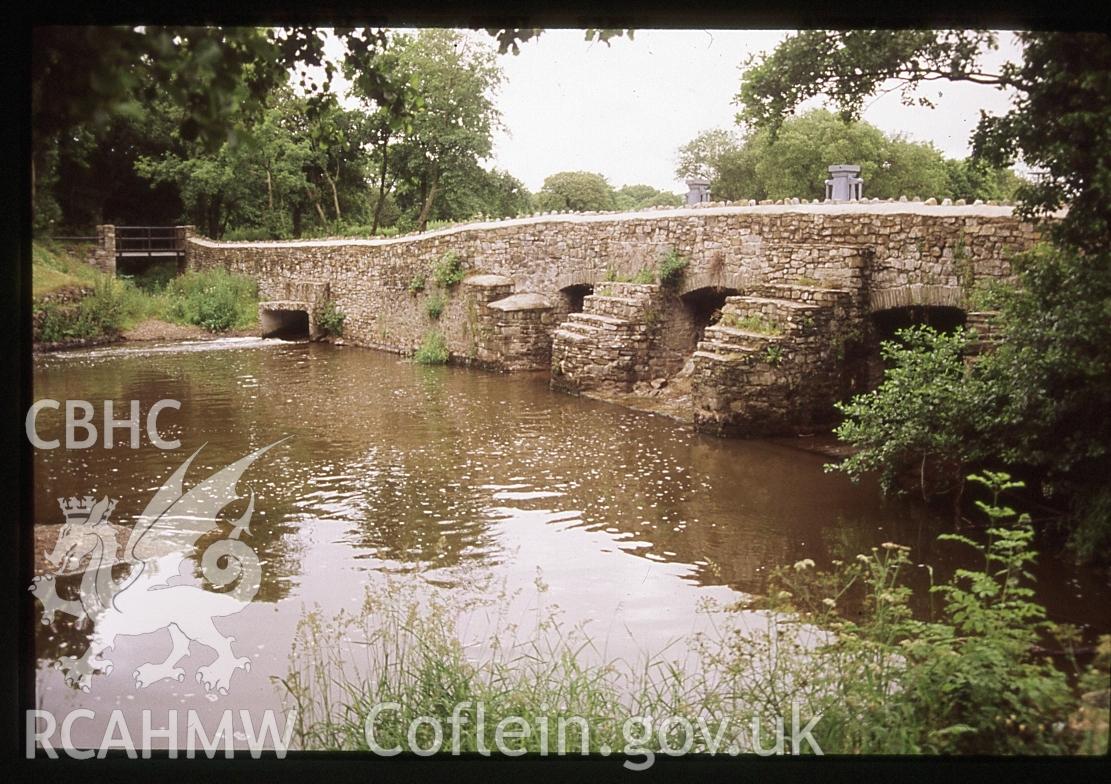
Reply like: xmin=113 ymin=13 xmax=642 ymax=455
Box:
xmin=32 ymin=339 xmax=1109 ymax=742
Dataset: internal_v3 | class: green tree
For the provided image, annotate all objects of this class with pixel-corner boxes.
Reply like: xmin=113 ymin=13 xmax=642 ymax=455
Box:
xmin=474 ymin=169 xmax=533 ymax=218
xmin=675 ymin=128 xmax=742 ymax=182
xmin=388 ymin=30 xmax=503 ymax=231
xmin=31 ymin=26 xmax=338 ymax=219
xmin=344 ymin=31 xmax=422 ymax=234
xmin=678 ymin=111 xmax=953 ymax=201
xmin=536 ymin=171 xmax=615 ymax=212
xmin=944 ymin=159 xmax=1022 ymax=202
xmin=740 ymin=31 xmax=1111 ymax=558
xmin=613 ymin=184 xmax=682 ymax=210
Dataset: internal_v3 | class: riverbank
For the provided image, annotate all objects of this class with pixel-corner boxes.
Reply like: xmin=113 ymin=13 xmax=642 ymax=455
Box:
xmin=31 ymin=241 xmax=260 ymax=352
xmin=34 ymin=316 xmax=261 ymax=353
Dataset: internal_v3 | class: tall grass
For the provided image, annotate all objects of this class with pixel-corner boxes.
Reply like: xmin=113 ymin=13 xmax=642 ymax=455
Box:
xmin=164 ymin=268 xmax=258 ymax=332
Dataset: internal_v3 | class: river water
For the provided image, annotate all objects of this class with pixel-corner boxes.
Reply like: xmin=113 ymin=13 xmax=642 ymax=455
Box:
xmin=31 ymin=338 xmax=1110 ymax=748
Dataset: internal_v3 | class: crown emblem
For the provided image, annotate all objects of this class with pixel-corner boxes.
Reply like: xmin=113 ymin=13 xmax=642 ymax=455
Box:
xmin=58 ymin=496 xmax=118 ymax=524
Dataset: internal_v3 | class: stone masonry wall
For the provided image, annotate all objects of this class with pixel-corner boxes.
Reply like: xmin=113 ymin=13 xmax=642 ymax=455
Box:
xmin=186 ymin=203 xmax=1044 ymax=371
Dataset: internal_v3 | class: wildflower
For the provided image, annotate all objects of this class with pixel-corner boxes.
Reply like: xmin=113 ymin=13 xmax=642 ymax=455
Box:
xmin=793 ymin=558 xmax=816 ymax=571
xmin=822 ymin=597 xmax=837 ymax=608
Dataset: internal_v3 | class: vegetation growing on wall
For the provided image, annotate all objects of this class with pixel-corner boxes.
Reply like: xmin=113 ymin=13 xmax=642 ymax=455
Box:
xmin=721 ymin=313 xmax=782 ymax=336
xmin=317 ymin=300 xmax=346 ymax=337
xmin=432 ymin=251 xmax=466 ymax=288
xmin=656 ymin=249 xmax=689 ymax=287
xmin=424 ymin=292 xmax=445 ymax=320
xmin=413 ymin=330 xmax=449 ymax=364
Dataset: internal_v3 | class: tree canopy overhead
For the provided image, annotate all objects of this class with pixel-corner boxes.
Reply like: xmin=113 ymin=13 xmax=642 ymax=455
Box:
xmin=739 ymin=31 xmax=1111 ymax=559
xmin=676 ymin=110 xmax=1018 ymax=203
xmin=735 ymin=30 xmax=1111 ymax=251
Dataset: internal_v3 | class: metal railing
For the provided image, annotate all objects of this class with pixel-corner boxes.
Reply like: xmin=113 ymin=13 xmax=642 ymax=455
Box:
xmin=115 ymin=226 xmax=185 ymax=258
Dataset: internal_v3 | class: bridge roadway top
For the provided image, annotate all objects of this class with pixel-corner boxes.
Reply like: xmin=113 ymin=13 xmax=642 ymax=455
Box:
xmin=189 ymin=202 xmax=1059 ymax=251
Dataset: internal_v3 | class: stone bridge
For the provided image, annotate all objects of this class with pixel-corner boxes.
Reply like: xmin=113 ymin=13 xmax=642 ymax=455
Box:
xmin=185 ymin=201 xmax=1044 ymax=435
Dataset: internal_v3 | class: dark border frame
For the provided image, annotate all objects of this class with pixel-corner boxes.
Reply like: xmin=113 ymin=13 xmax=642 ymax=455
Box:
xmin=5 ymin=2 xmax=1107 ymax=781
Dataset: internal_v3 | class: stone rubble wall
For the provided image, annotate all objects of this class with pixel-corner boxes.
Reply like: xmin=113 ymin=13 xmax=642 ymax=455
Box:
xmin=691 ymin=285 xmax=857 ymax=436
xmin=185 ymin=203 xmax=1042 ymax=372
xmin=551 ymin=283 xmax=664 ymax=394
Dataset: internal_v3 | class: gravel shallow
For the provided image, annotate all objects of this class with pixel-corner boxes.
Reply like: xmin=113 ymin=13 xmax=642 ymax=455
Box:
xmin=121 ymin=319 xmax=258 ymax=342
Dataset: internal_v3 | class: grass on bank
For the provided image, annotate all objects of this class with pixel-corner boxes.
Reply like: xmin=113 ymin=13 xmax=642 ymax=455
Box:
xmin=276 ymin=472 xmax=1109 ymax=757
xmin=32 ymin=241 xmax=258 ymax=342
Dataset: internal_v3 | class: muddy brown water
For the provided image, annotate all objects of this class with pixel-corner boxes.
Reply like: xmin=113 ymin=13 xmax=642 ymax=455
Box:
xmin=31 ymin=338 xmax=1110 ymax=748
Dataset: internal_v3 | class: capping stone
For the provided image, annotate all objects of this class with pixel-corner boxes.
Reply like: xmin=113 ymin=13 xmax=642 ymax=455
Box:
xmin=488 ymin=292 xmax=552 ymax=312
xmin=463 ymin=273 xmax=514 ymax=287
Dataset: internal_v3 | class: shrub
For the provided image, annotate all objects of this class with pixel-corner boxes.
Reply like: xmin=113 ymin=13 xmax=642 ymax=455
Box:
xmin=413 ymin=331 xmax=449 ymax=364
xmin=657 ymin=249 xmax=689 ymax=287
xmin=830 ymin=325 xmax=986 ymax=498
xmin=165 ymin=269 xmax=258 ymax=333
xmin=432 ymin=251 xmax=466 ymax=288
xmin=408 ymin=274 xmax=427 ymax=294
xmin=35 ymin=276 xmax=128 ymax=342
xmin=424 ymin=293 xmax=445 ymax=320
xmin=630 ymin=268 xmax=656 ymax=284
xmin=317 ymin=300 xmax=346 ymax=337
xmin=744 ymin=472 xmax=1085 ymax=754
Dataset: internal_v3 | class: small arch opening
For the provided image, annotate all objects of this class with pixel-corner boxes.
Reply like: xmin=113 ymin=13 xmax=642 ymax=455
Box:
xmin=261 ymin=309 xmax=310 ymax=340
xmin=559 ymin=283 xmax=594 ymax=314
xmin=681 ymin=286 xmax=741 ymax=346
xmin=871 ymin=305 xmax=967 ymax=343
xmin=115 ymin=258 xmax=180 ymax=290
xmin=864 ymin=305 xmax=968 ymax=388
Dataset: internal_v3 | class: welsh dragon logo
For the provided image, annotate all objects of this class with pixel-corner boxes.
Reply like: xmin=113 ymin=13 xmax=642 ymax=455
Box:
xmin=30 ymin=441 xmax=285 ymax=695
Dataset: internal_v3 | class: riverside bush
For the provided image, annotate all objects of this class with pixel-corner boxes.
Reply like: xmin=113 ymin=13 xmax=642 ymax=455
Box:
xmin=744 ymin=471 xmax=1083 ymax=754
xmin=165 ymin=269 xmax=258 ymax=332
xmin=36 ymin=276 xmax=131 ymax=342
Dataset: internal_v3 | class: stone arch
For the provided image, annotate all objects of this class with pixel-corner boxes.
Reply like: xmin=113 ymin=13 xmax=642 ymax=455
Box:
xmin=554 ymin=271 xmax=602 ymax=316
xmin=554 ymin=270 xmax=602 ymax=292
xmin=678 ymin=270 xmax=750 ymax=297
xmin=868 ymin=285 xmax=966 ymax=313
xmin=679 ymin=284 xmax=744 ymax=347
xmin=260 ymin=303 xmax=311 ymax=340
xmin=866 ymin=286 xmax=968 ymax=388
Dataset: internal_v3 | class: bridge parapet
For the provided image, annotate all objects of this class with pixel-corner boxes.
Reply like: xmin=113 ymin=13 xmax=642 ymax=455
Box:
xmin=184 ymin=203 xmax=1045 ymax=381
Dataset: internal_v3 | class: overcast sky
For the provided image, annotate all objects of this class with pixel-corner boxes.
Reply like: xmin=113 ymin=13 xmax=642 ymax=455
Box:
xmin=327 ymin=29 xmax=1023 ymax=194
